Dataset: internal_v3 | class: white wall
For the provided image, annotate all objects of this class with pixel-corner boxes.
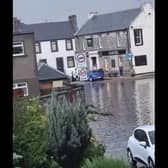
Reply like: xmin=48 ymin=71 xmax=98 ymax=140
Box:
xmin=36 ymin=39 xmax=76 ymax=77
xmin=129 ymin=3 xmax=154 ymax=74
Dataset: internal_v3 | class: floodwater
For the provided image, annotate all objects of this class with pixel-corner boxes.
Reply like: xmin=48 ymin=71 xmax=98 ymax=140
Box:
xmin=83 ymin=77 xmax=154 ymax=160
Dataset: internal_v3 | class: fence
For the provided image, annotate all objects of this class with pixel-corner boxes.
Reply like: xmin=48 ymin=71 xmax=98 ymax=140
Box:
xmin=39 ymin=84 xmax=85 ymax=108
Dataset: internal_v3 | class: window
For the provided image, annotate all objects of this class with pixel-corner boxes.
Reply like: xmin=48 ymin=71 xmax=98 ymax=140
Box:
xmin=134 ymin=29 xmax=143 ymax=46
xmin=148 ymin=131 xmax=155 ymax=145
xmin=66 ymin=39 xmax=73 ymax=50
xmin=67 ymin=56 xmax=75 ymax=68
xmin=35 ymin=42 xmax=41 ymax=53
xmin=98 ymin=36 xmax=102 ymax=48
xmin=51 ymin=40 xmax=58 ymax=52
xmin=13 ymin=82 xmax=28 ymax=97
xmin=135 ymin=55 xmax=147 ymax=66
xmin=39 ymin=59 xmax=47 ymax=64
xmin=86 ymin=38 xmax=93 ymax=47
xmin=117 ymin=32 xmax=122 ymax=47
xmin=134 ymin=129 xmax=149 ymax=146
xmin=56 ymin=57 xmax=64 ymax=72
xmin=13 ymin=42 xmax=25 ymax=56
xmin=111 ymin=60 xmax=115 ymax=68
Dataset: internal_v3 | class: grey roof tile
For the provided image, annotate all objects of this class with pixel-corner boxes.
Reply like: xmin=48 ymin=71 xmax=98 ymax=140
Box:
xmin=75 ymin=8 xmax=141 ymax=36
xmin=20 ymin=21 xmax=76 ymax=41
xmin=38 ymin=63 xmax=67 ymax=81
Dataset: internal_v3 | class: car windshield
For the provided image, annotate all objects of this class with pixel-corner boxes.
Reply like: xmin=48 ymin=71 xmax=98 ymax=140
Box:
xmin=148 ymin=130 xmax=155 ymax=145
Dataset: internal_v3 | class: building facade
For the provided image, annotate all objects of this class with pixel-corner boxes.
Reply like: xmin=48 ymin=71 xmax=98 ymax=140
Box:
xmin=17 ymin=15 xmax=78 ymax=77
xmin=13 ymin=32 xmax=40 ymax=97
xmin=75 ymin=3 xmax=154 ymax=76
xmin=128 ymin=3 xmax=154 ymax=74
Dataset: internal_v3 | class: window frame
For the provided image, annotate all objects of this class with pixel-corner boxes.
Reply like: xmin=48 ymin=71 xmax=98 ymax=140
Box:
xmin=67 ymin=56 xmax=75 ymax=68
xmin=134 ymin=55 xmax=147 ymax=66
xmin=13 ymin=41 xmax=25 ymax=56
xmin=13 ymin=82 xmax=28 ymax=97
xmin=50 ymin=40 xmax=58 ymax=52
xmin=86 ymin=38 xmax=93 ymax=47
xmin=65 ymin=39 xmax=73 ymax=50
xmin=35 ymin=42 xmax=41 ymax=53
xmin=134 ymin=129 xmax=149 ymax=146
xmin=134 ymin=29 xmax=143 ymax=46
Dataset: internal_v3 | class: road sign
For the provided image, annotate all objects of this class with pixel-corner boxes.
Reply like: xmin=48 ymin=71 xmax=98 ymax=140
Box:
xmin=76 ymin=53 xmax=86 ymax=63
xmin=126 ymin=53 xmax=133 ymax=59
xmin=76 ymin=53 xmax=88 ymax=81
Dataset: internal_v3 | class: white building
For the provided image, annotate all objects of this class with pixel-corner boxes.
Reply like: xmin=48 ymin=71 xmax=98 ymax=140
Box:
xmin=19 ymin=15 xmax=78 ymax=77
xmin=128 ymin=3 xmax=154 ymax=74
xmin=75 ymin=3 xmax=154 ymax=76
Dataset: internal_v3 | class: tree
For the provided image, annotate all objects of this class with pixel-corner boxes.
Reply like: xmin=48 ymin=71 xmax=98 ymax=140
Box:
xmin=13 ymin=97 xmax=60 ymax=168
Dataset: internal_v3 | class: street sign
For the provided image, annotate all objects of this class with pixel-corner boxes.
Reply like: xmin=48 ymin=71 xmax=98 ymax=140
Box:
xmin=76 ymin=53 xmax=88 ymax=81
xmin=126 ymin=53 xmax=133 ymax=59
xmin=76 ymin=53 xmax=86 ymax=63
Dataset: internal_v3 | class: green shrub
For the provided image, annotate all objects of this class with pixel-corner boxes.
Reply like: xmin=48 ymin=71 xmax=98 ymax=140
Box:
xmin=81 ymin=157 xmax=129 ymax=168
xmin=13 ymin=97 xmax=61 ymax=168
xmin=80 ymin=138 xmax=105 ymax=166
xmin=48 ymin=93 xmax=91 ymax=168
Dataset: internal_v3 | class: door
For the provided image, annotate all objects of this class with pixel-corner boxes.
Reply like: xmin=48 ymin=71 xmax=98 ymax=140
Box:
xmin=103 ymin=58 xmax=110 ymax=72
xmin=91 ymin=57 xmax=97 ymax=70
xmin=56 ymin=57 xmax=64 ymax=72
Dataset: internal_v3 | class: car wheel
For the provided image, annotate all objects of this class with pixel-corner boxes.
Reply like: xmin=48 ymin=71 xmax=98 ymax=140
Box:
xmin=148 ymin=158 xmax=154 ymax=168
xmin=127 ymin=149 xmax=137 ymax=168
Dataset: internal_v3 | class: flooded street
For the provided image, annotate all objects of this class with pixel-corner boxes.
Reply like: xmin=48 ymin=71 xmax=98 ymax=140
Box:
xmin=83 ymin=77 xmax=154 ymax=160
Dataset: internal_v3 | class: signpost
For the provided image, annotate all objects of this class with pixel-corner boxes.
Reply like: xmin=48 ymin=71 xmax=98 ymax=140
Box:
xmin=76 ymin=53 xmax=88 ymax=81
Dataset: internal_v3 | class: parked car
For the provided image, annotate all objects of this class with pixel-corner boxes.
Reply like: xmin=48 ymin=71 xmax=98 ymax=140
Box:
xmin=87 ymin=69 xmax=104 ymax=81
xmin=127 ymin=125 xmax=155 ymax=168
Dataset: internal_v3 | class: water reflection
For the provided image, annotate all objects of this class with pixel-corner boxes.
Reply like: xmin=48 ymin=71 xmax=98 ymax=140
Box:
xmin=134 ymin=79 xmax=155 ymax=125
xmin=84 ymin=77 xmax=154 ymax=159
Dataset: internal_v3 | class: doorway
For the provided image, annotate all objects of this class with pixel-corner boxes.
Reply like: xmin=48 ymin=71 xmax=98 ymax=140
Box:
xmin=91 ymin=57 xmax=97 ymax=70
xmin=56 ymin=57 xmax=64 ymax=72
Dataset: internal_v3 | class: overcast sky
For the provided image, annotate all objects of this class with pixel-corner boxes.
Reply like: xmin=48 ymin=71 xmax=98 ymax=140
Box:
xmin=13 ymin=0 xmax=154 ymax=26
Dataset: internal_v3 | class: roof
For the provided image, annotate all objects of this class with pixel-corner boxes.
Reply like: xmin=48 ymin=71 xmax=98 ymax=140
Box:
xmin=75 ymin=8 xmax=141 ymax=36
xmin=20 ymin=21 xmax=76 ymax=41
xmin=38 ymin=63 xmax=67 ymax=81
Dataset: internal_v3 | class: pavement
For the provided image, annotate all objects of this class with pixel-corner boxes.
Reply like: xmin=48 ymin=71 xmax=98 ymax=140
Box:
xmin=70 ymin=73 xmax=155 ymax=85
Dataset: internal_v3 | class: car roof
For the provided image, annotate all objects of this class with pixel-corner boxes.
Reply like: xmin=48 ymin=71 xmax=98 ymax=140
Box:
xmin=134 ymin=125 xmax=155 ymax=132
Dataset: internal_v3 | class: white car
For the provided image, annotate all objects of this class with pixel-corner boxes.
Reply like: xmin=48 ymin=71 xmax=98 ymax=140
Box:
xmin=127 ymin=125 xmax=155 ymax=168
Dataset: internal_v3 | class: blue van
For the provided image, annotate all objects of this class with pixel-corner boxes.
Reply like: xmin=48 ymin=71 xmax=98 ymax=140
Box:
xmin=87 ymin=69 xmax=104 ymax=81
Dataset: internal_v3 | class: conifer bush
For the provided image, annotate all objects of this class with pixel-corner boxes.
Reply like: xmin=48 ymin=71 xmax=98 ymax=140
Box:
xmin=48 ymin=92 xmax=91 ymax=168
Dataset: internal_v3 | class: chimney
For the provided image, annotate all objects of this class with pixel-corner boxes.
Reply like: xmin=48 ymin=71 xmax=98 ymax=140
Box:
xmin=141 ymin=2 xmax=153 ymax=12
xmin=13 ymin=17 xmax=21 ymax=33
xmin=88 ymin=12 xmax=98 ymax=19
xmin=68 ymin=15 xmax=78 ymax=31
